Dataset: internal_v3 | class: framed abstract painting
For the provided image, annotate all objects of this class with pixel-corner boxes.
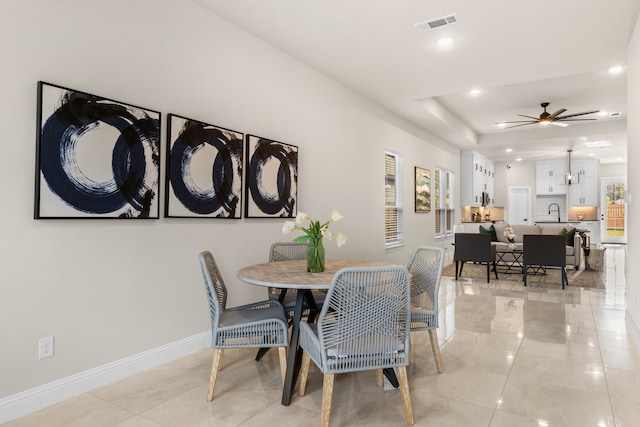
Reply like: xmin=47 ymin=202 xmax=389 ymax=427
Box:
xmin=35 ymin=81 xmax=161 ymax=219
xmin=415 ymin=166 xmax=431 ymax=213
xmin=165 ymin=114 xmax=243 ymax=218
xmin=244 ymin=135 xmax=297 ymax=218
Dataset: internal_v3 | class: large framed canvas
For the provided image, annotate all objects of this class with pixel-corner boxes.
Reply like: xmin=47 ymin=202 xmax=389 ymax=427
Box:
xmin=35 ymin=81 xmax=161 ymax=219
xmin=165 ymin=114 xmax=243 ymax=218
xmin=415 ymin=166 xmax=431 ymax=213
xmin=245 ymin=135 xmax=297 ymax=218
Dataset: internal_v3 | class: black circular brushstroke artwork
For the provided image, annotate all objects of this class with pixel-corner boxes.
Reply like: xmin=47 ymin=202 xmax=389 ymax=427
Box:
xmin=247 ymin=137 xmax=297 ymax=217
xmin=39 ymin=87 xmax=160 ymax=218
xmin=169 ymin=119 xmax=243 ymax=218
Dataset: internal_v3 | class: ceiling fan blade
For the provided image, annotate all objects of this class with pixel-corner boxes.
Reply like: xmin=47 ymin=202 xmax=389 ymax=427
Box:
xmin=497 ymin=120 xmax=538 ymax=124
xmin=504 ymin=122 xmax=538 ymax=129
xmin=517 ymin=114 xmax=540 ymax=120
xmin=548 ymin=109 xmax=567 ymax=119
xmin=557 ymin=118 xmax=598 ymax=121
xmin=550 ymin=121 xmax=569 ymax=127
xmin=555 ymin=110 xmax=599 ymax=120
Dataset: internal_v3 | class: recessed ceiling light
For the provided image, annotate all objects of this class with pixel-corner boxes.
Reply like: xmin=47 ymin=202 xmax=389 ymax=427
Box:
xmin=469 ymin=88 xmax=481 ymax=96
xmin=437 ymin=37 xmax=454 ymax=47
xmin=589 ymin=153 xmax=595 ymax=157
xmin=608 ymin=65 xmax=624 ymax=74
xmin=496 ymin=122 xmax=506 ymax=128
xmin=505 ymin=148 xmax=513 ymax=152
xmin=598 ymin=111 xmax=608 ymax=117
xmin=516 ymin=158 xmax=522 ymax=162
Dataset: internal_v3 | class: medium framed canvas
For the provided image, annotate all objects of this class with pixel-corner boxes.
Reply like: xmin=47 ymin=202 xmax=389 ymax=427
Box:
xmin=35 ymin=81 xmax=161 ymax=219
xmin=165 ymin=114 xmax=243 ymax=218
xmin=245 ymin=135 xmax=297 ymax=218
xmin=415 ymin=166 xmax=431 ymax=213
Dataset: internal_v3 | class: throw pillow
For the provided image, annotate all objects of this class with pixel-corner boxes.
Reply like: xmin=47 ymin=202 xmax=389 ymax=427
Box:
xmin=560 ymin=227 xmax=576 ymax=247
xmin=479 ymin=224 xmax=498 ymax=242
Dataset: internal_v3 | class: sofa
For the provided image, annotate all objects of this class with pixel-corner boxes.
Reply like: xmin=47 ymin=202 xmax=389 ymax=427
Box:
xmin=457 ymin=222 xmax=582 ymax=269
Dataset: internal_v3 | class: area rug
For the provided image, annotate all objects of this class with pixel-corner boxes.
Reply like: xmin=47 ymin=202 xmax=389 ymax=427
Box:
xmin=441 ymin=262 xmax=605 ymax=289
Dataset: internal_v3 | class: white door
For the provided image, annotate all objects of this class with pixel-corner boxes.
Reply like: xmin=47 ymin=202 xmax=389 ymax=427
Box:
xmin=508 ymin=186 xmax=531 ymax=225
xmin=600 ymin=177 xmax=627 ymax=244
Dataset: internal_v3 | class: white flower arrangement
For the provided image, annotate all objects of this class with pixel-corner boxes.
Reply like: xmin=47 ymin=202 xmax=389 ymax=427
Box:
xmin=503 ymin=226 xmax=517 ymax=243
xmin=282 ymin=209 xmax=348 ymax=247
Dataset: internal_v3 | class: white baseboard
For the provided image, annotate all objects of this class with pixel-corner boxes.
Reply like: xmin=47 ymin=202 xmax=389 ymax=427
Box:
xmin=0 ymin=331 xmax=211 ymax=424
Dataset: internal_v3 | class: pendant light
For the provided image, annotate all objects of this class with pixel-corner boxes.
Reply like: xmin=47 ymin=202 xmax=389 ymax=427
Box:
xmin=566 ymin=149 xmax=574 ymax=185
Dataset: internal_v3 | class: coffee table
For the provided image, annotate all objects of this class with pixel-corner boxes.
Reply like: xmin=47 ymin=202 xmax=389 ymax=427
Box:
xmin=495 ymin=248 xmax=524 ymax=274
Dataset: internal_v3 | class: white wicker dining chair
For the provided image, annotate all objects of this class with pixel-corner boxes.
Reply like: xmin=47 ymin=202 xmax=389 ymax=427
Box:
xmin=198 ymin=251 xmax=289 ymax=401
xmin=298 ymin=266 xmax=414 ymax=427
xmin=407 ymin=246 xmax=445 ymax=373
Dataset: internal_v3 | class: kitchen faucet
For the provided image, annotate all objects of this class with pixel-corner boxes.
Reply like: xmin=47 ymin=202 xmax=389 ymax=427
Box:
xmin=548 ymin=203 xmax=561 ymax=223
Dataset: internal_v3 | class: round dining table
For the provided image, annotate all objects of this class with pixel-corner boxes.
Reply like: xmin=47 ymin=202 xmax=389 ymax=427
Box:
xmin=237 ymin=258 xmax=389 ymax=406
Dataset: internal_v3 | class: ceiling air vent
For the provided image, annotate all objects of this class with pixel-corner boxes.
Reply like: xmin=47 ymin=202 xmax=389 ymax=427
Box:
xmin=415 ymin=14 xmax=458 ymax=32
xmin=609 ymin=112 xmax=622 ymax=117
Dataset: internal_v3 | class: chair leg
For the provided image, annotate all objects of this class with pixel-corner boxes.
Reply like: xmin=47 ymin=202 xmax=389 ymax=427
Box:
xmin=523 ymin=264 xmax=528 ymax=287
xmin=376 ymin=369 xmax=384 ymax=387
xmin=455 ymin=261 xmax=459 ymax=280
xmin=278 ymin=347 xmax=287 ymax=385
xmin=493 ymin=261 xmax=499 ymax=279
xmin=321 ymin=374 xmax=335 ymax=427
xmin=562 ymin=267 xmax=567 ymax=289
xmin=299 ymin=351 xmax=311 ymax=396
xmin=428 ymin=329 xmax=444 ymax=373
xmin=207 ymin=349 xmax=223 ymax=401
xmin=486 ymin=263 xmax=490 ymax=283
xmin=397 ymin=366 xmax=414 ymax=425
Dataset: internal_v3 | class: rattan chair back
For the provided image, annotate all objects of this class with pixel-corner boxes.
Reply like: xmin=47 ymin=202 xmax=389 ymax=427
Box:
xmin=407 ymin=246 xmax=444 ymax=330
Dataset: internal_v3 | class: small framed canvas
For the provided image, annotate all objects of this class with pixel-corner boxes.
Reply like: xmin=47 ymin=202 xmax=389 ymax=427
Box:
xmin=35 ymin=81 xmax=161 ymax=219
xmin=165 ymin=114 xmax=243 ymax=218
xmin=244 ymin=135 xmax=297 ymax=218
xmin=415 ymin=166 xmax=431 ymax=213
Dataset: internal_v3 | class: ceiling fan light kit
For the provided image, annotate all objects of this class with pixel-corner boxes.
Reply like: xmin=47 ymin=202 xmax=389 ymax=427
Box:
xmin=497 ymin=102 xmax=599 ymax=129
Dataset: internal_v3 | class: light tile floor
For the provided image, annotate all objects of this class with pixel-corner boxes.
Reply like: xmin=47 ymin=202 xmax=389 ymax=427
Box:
xmin=4 ymin=246 xmax=638 ymax=427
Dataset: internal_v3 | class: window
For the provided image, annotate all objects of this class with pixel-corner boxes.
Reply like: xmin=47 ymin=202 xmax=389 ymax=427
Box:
xmin=434 ymin=167 xmax=455 ymax=238
xmin=385 ymin=151 xmax=403 ymax=248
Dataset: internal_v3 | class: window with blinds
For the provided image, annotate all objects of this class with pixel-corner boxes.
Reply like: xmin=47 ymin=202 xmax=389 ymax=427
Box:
xmin=385 ymin=151 xmax=403 ymax=248
xmin=435 ymin=166 xmax=455 ymax=238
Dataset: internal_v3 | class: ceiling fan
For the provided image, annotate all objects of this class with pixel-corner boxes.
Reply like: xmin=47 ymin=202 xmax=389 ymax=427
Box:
xmin=498 ymin=102 xmax=599 ymax=129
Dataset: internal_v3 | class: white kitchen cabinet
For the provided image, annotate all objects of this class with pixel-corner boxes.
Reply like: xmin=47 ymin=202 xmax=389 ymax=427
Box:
xmin=536 ymin=160 xmax=567 ymax=195
xmin=461 ymin=150 xmax=494 ymax=206
xmin=568 ymin=159 xmax=599 ymax=206
xmin=578 ymin=221 xmax=600 ymax=246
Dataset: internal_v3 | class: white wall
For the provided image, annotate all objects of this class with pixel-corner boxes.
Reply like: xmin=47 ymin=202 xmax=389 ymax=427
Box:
xmin=600 ymin=163 xmax=628 ymax=177
xmin=626 ymin=14 xmax=640 ymax=340
xmin=495 ymin=161 xmax=536 ymax=223
xmin=0 ymin=0 xmax=458 ymax=402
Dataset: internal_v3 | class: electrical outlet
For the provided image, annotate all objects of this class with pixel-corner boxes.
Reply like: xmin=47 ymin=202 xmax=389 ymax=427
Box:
xmin=39 ymin=336 xmax=54 ymax=359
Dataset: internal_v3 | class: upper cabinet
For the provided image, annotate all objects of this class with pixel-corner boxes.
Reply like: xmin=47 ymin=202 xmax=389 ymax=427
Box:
xmin=535 ymin=160 xmax=567 ymax=195
xmin=461 ymin=150 xmax=494 ymax=206
xmin=567 ymin=159 xmax=599 ymax=206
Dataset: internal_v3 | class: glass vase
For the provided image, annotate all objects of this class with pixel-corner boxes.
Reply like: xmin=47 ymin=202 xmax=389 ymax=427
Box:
xmin=307 ymin=238 xmax=325 ymax=273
